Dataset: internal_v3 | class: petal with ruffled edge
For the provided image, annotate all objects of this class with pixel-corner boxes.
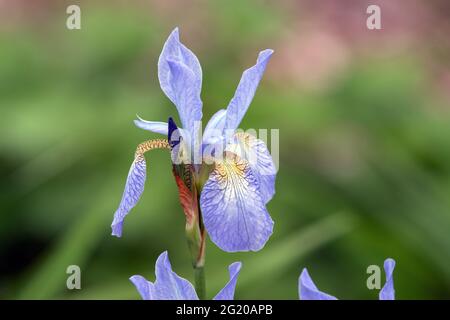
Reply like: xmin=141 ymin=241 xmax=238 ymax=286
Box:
xmin=213 ymin=262 xmax=242 ymax=300
xmin=379 ymin=258 xmax=396 ymax=300
xmin=129 ymin=275 xmax=155 ymax=300
xmin=134 ymin=116 xmax=168 ymax=135
xmin=299 ymin=269 xmax=337 ymax=300
xmin=111 ymin=157 xmax=146 ymax=237
xmin=228 ymin=133 xmax=276 ymax=204
xmin=224 ymin=50 xmax=273 ymax=131
xmin=200 ymin=152 xmax=274 ymax=252
xmin=158 ymin=28 xmax=203 ymax=142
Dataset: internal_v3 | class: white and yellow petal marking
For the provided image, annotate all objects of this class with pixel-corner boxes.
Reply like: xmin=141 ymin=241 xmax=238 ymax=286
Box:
xmin=200 ymin=152 xmax=274 ymax=252
xmin=226 ymin=132 xmax=276 ymax=204
xmin=111 ymin=139 xmax=170 ymax=237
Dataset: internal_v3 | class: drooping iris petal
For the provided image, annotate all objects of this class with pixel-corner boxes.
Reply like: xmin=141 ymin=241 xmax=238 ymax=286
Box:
xmin=203 ymin=109 xmax=227 ymax=145
xmin=379 ymin=258 xmax=396 ymax=300
xmin=224 ymin=49 xmax=273 ymax=131
xmin=228 ymin=133 xmax=276 ymax=204
xmin=134 ymin=116 xmax=168 ymax=135
xmin=299 ymin=269 xmax=337 ymax=300
xmin=158 ymin=28 xmax=203 ymax=142
xmin=111 ymin=139 xmax=170 ymax=237
xmin=129 ymin=275 xmax=155 ymax=300
xmin=213 ymin=262 xmax=242 ymax=300
xmin=111 ymin=157 xmax=146 ymax=237
xmin=200 ymin=152 xmax=274 ymax=252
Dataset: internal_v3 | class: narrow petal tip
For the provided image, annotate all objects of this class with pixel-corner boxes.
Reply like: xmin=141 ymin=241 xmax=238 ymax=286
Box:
xmin=258 ymin=49 xmax=274 ymax=62
xmin=213 ymin=261 xmax=243 ymax=300
xmin=111 ymin=220 xmax=123 ymax=237
xmin=129 ymin=275 xmax=154 ymax=300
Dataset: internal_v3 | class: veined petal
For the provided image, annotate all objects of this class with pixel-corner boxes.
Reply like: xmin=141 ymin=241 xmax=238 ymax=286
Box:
xmin=299 ymin=269 xmax=337 ymax=300
xmin=166 ymin=59 xmax=203 ymax=144
xmin=152 ymin=251 xmax=199 ymax=300
xmin=129 ymin=275 xmax=155 ymax=300
xmin=158 ymin=28 xmax=202 ymax=100
xmin=228 ymin=133 xmax=276 ymax=204
xmin=158 ymin=28 xmax=203 ymax=142
xmin=111 ymin=139 xmax=170 ymax=237
xmin=200 ymin=152 xmax=274 ymax=252
xmin=134 ymin=116 xmax=168 ymax=135
xmin=224 ymin=49 xmax=273 ymax=131
xmin=213 ymin=262 xmax=242 ymax=300
xmin=111 ymin=157 xmax=146 ymax=237
xmin=379 ymin=258 xmax=396 ymax=300
xmin=203 ymin=109 xmax=227 ymax=145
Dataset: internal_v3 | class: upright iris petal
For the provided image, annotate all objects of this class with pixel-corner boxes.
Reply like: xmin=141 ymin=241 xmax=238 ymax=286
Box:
xmin=223 ymin=49 xmax=274 ymax=132
xmin=158 ymin=28 xmax=203 ymax=96
xmin=379 ymin=258 xmax=396 ymax=300
xmin=158 ymin=28 xmax=203 ymax=143
xmin=203 ymin=109 xmax=227 ymax=146
xmin=299 ymin=269 xmax=337 ymax=300
xmin=200 ymin=152 xmax=274 ymax=252
xmin=130 ymin=251 xmax=242 ymax=300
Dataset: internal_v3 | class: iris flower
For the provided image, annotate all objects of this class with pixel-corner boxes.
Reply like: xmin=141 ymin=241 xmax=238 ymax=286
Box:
xmin=130 ymin=251 xmax=242 ymax=300
xmin=111 ymin=28 xmax=276 ymax=254
xmin=299 ymin=258 xmax=396 ymax=300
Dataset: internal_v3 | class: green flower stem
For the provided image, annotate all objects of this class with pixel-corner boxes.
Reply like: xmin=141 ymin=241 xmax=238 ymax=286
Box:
xmin=186 ymin=214 xmax=206 ymax=299
xmin=194 ymin=265 xmax=206 ymax=300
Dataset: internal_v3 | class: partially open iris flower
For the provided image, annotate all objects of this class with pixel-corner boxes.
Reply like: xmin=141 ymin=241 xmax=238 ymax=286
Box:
xmin=111 ymin=28 xmax=276 ymax=253
xmin=130 ymin=251 xmax=242 ymax=300
xmin=299 ymin=258 xmax=396 ymax=300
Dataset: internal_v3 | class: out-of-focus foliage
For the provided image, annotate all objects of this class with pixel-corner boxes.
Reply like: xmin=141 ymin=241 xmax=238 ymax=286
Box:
xmin=0 ymin=0 xmax=449 ymax=299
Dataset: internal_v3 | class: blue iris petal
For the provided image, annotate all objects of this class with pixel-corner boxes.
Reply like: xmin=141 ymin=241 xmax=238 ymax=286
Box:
xmin=111 ymin=157 xmax=146 ymax=237
xmin=213 ymin=262 xmax=242 ymax=300
xmin=129 ymin=275 xmax=155 ymax=300
xmin=228 ymin=133 xmax=276 ymax=204
xmin=158 ymin=28 xmax=203 ymax=143
xmin=133 ymin=116 xmax=168 ymax=135
xmin=224 ymin=49 xmax=273 ymax=131
xmin=203 ymin=109 xmax=227 ymax=146
xmin=200 ymin=153 xmax=274 ymax=252
xmin=379 ymin=258 xmax=396 ymax=300
xmin=158 ymin=28 xmax=202 ymax=99
xmin=130 ymin=251 xmax=242 ymax=300
xmin=299 ymin=269 xmax=337 ymax=300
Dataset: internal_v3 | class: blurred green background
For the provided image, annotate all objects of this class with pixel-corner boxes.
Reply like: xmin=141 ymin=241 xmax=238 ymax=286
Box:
xmin=1 ymin=0 xmax=450 ymax=299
